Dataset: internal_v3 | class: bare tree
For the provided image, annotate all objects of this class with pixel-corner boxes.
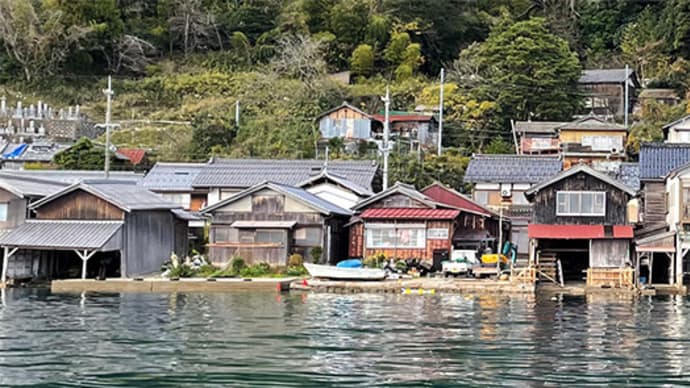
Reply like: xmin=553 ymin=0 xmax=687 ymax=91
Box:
xmin=168 ymin=0 xmax=220 ymax=56
xmin=270 ymin=34 xmax=327 ymax=84
xmin=0 ymin=0 xmax=90 ymax=81
xmin=113 ymin=35 xmax=157 ymax=74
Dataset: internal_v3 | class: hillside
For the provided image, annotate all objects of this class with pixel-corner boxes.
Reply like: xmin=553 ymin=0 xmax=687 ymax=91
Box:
xmin=0 ymin=0 xmax=688 ymax=186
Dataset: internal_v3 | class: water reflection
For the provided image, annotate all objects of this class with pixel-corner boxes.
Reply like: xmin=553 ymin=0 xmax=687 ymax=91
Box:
xmin=0 ymin=289 xmax=689 ymax=385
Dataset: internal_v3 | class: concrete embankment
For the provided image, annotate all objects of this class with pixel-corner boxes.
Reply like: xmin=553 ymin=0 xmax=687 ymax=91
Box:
xmin=293 ymin=278 xmax=536 ymax=294
xmin=51 ymin=278 xmax=295 ymax=293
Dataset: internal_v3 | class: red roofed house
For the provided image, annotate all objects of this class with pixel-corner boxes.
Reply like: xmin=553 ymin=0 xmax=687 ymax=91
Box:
xmin=524 ymin=164 xmax=638 ymax=288
xmin=117 ymin=147 xmax=150 ymax=170
xmin=348 ymin=182 xmax=502 ymax=267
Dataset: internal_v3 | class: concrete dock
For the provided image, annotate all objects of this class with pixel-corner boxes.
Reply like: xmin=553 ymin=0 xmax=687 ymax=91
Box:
xmin=51 ymin=277 xmax=296 ymax=293
xmin=293 ymin=278 xmax=536 ymax=294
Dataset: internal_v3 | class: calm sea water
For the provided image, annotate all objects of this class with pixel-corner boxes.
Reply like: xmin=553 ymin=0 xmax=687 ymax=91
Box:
xmin=0 ymin=289 xmax=689 ymax=387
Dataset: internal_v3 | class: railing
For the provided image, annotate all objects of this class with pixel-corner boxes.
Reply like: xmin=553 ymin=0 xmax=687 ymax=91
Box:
xmin=503 ymin=205 xmax=533 ymax=219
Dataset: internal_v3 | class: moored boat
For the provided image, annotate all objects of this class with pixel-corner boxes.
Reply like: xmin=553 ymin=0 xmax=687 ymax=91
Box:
xmin=304 ymin=263 xmax=386 ymax=281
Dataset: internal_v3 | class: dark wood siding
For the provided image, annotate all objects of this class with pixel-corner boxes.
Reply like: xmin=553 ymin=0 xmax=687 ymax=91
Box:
xmin=531 ymin=171 xmax=631 ymax=225
xmin=642 ymin=181 xmax=666 ymax=226
xmin=36 ymin=190 xmax=124 ymax=220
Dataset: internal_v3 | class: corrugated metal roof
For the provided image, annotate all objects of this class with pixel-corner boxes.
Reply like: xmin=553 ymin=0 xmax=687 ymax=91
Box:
xmin=31 ymin=180 xmax=182 ymax=212
xmin=0 ymin=175 xmax=66 ymax=197
xmin=352 ymin=182 xmax=439 ymax=211
xmin=464 ymin=154 xmax=562 ymax=184
xmin=0 ymin=220 xmax=122 ymax=249
xmin=639 ymin=143 xmax=690 ymax=180
xmin=579 ymin=69 xmax=637 ymax=85
xmin=361 ymin=208 xmax=460 ymax=220
xmin=139 ymin=162 xmax=206 ymax=192
xmin=421 ymin=183 xmax=494 ymax=216
xmin=514 ymin=121 xmax=567 ymax=134
xmin=557 ymin=116 xmax=627 ymax=131
xmin=528 ymin=224 xmax=633 ymax=239
xmin=231 ymin=221 xmax=297 ymax=228
xmin=193 ymin=159 xmax=378 ymax=190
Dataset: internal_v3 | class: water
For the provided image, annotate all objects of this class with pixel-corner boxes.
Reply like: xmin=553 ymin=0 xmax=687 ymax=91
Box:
xmin=1 ymin=290 xmax=690 ymax=386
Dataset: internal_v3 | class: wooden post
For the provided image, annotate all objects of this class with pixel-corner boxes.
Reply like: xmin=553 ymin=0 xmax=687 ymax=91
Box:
xmin=75 ymin=249 xmax=98 ymax=280
xmin=1 ymin=247 xmax=18 ymax=284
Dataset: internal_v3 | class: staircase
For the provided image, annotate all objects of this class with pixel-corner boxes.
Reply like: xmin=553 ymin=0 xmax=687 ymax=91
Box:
xmin=537 ymin=254 xmax=559 ymax=284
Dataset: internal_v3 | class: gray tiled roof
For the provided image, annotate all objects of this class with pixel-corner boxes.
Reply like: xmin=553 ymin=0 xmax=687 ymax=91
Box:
xmin=464 ymin=155 xmax=563 ymax=184
xmin=298 ymin=170 xmax=374 ymax=196
xmin=201 ymin=181 xmax=352 ymax=216
xmin=139 ymin=162 xmax=206 ymax=192
xmin=557 ymin=116 xmax=627 ymax=131
xmin=639 ymin=143 xmax=690 ymax=180
xmin=193 ymin=158 xmax=379 ymax=190
xmin=31 ymin=180 xmax=182 ymax=212
xmin=609 ymin=162 xmax=640 ymax=191
xmin=0 ymin=170 xmax=144 ymax=184
xmin=579 ymin=69 xmax=634 ymax=84
xmin=352 ymin=182 xmax=438 ymax=211
xmin=0 ymin=220 xmax=122 ymax=249
xmin=526 ymin=164 xmax=637 ymax=197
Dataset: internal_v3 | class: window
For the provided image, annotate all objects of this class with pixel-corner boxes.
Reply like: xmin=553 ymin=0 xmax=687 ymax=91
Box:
xmin=581 ymin=135 xmax=624 ymax=152
xmin=365 ymin=224 xmax=425 ymax=248
xmin=474 ymin=191 xmax=488 ymax=205
xmin=256 ymin=230 xmax=285 ymax=245
xmin=427 ymin=228 xmax=449 ymax=239
xmin=0 ymin=203 xmax=7 ymax=222
xmin=678 ymin=131 xmax=690 ymax=143
xmin=294 ymin=227 xmax=322 ymax=245
xmin=213 ymin=227 xmax=237 ymax=243
xmin=161 ymin=193 xmax=190 ymax=208
xmin=556 ymin=191 xmax=606 ymax=216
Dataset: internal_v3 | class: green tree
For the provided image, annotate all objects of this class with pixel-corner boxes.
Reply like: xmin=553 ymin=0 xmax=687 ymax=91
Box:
xmin=620 ymin=7 xmax=668 ymax=81
xmin=54 ymin=138 xmax=113 ymax=170
xmin=383 ymin=31 xmax=410 ymax=66
xmin=189 ymin=113 xmax=237 ymax=159
xmin=458 ymin=18 xmax=582 ymax=124
xmin=350 ymin=44 xmax=374 ymax=77
xmin=483 ymin=137 xmax=515 ymax=154
xmin=390 ymin=149 xmax=471 ymax=192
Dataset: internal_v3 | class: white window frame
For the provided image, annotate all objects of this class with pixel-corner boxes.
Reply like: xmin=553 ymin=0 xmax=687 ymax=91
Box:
xmin=427 ymin=228 xmax=449 ymax=239
xmin=0 ymin=203 xmax=8 ymax=222
xmin=556 ymin=191 xmax=606 ymax=217
xmin=365 ymin=224 xmax=426 ymax=249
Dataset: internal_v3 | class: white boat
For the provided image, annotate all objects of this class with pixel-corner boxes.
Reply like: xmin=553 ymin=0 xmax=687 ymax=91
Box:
xmin=304 ymin=263 xmax=386 ymax=281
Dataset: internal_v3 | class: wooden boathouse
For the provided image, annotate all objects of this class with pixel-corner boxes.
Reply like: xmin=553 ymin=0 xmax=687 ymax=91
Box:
xmin=0 ymin=180 xmax=190 ymax=282
xmin=525 ymin=164 xmax=637 ymax=287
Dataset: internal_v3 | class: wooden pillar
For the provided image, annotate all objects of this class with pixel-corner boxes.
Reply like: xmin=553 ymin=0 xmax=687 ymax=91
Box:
xmin=75 ymin=249 xmax=98 ymax=280
xmin=1 ymin=247 xmax=18 ymax=284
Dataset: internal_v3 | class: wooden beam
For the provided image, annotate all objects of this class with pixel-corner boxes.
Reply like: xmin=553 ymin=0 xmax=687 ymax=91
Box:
xmin=75 ymin=249 xmax=98 ymax=280
xmin=1 ymin=247 xmax=18 ymax=284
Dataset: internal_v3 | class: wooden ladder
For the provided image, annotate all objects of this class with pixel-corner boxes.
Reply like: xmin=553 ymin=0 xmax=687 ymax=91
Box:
xmin=537 ymin=253 xmax=561 ymax=285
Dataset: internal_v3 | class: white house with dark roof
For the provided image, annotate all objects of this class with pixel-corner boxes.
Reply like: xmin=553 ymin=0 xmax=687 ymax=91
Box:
xmin=298 ymin=169 xmax=373 ymax=210
xmin=193 ymin=158 xmax=380 ymax=206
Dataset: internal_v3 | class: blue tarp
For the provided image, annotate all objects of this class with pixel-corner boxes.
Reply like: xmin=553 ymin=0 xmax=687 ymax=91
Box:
xmin=3 ymin=143 xmax=27 ymax=159
xmin=336 ymin=259 xmax=362 ymax=268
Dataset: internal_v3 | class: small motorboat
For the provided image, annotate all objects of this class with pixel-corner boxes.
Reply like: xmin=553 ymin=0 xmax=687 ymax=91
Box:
xmin=304 ymin=263 xmax=386 ymax=281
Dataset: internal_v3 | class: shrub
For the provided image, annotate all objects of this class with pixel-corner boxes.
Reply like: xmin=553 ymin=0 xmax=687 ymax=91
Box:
xmin=363 ymin=253 xmax=386 ymax=268
xmin=230 ymin=256 xmax=246 ymax=274
xmin=196 ymin=264 xmax=218 ymax=278
xmin=239 ymin=262 xmax=271 ymax=278
xmin=310 ymin=247 xmax=323 ymax=264
xmin=285 ymin=265 xmax=308 ymax=277
xmin=288 ymin=253 xmax=303 ymax=267
xmin=168 ymin=264 xmax=196 ymax=278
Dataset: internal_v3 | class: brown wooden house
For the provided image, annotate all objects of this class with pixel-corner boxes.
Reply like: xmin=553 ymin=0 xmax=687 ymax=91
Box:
xmin=348 ymin=182 xmax=500 ymax=263
xmin=525 ymin=165 xmax=637 ymax=287
xmin=201 ymin=181 xmax=352 ymax=266
xmin=0 ymin=180 xmax=190 ymax=282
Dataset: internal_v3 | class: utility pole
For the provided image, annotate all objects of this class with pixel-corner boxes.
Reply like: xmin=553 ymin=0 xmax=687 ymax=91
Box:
xmin=438 ymin=68 xmax=444 ymax=156
xmin=624 ymin=64 xmax=629 ymax=128
xmin=235 ymin=100 xmax=240 ymax=127
xmin=103 ymin=75 xmax=113 ymax=179
xmin=497 ymin=206 xmax=503 ymax=277
xmin=382 ymin=86 xmax=391 ymax=190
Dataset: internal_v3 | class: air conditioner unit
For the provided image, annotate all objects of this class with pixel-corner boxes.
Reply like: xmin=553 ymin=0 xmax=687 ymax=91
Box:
xmin=500 ymin=184 xmax=512 ymax=198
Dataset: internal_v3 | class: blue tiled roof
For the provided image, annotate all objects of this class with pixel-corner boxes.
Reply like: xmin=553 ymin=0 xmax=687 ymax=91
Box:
xmin=464 ymin=154 xmax=563 ymax=184
xmin=612 ymin=163 xmax=640 ymax=191
xmin=639 ymin=143 xmax=690 ymax=180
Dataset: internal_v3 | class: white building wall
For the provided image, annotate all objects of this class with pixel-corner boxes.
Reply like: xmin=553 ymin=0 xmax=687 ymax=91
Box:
xmin=305 ymin=183 xmax=362 ymax=210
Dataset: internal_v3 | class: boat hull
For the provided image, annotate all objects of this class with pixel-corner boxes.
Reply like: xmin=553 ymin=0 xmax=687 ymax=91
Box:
xmin=304 ymin=263 xmax=386 ymax=281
